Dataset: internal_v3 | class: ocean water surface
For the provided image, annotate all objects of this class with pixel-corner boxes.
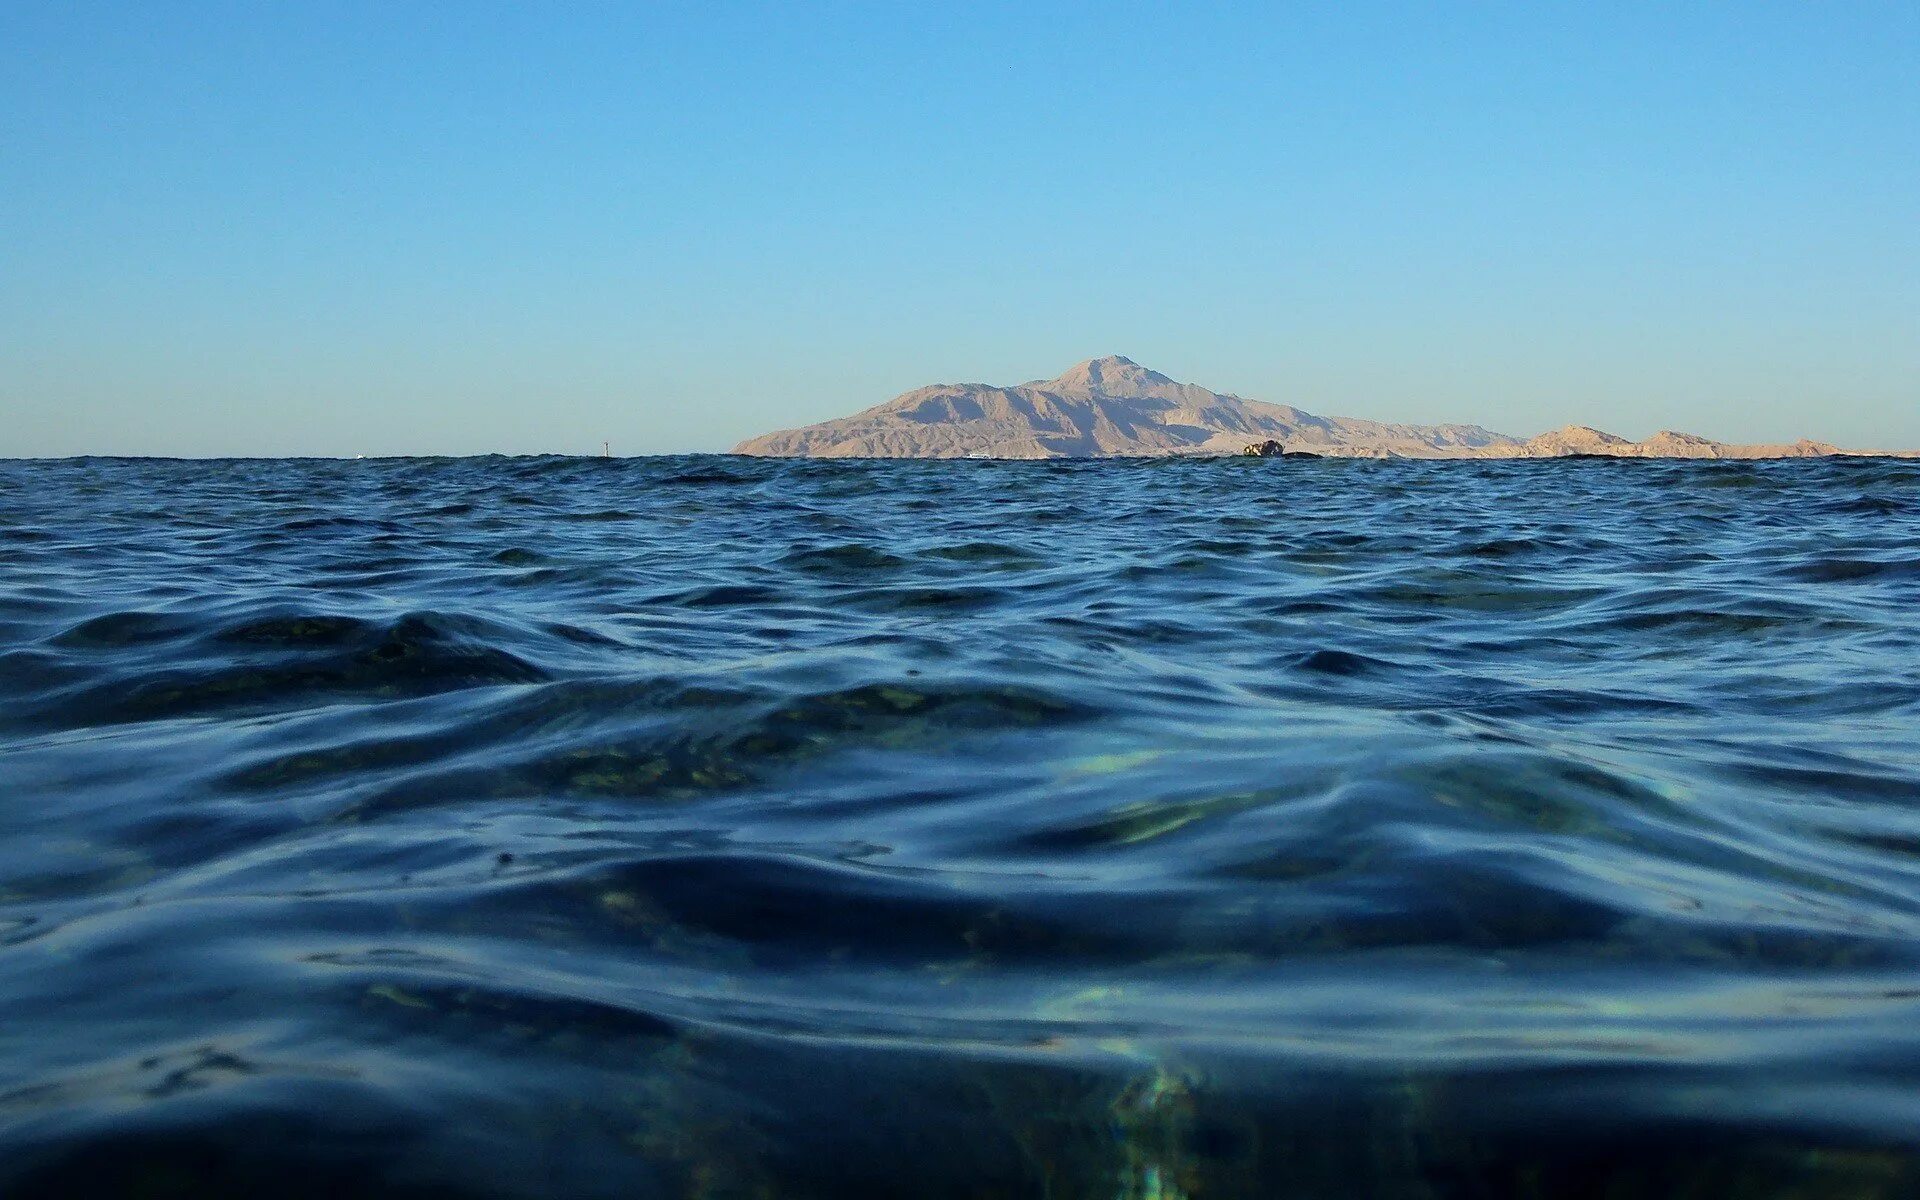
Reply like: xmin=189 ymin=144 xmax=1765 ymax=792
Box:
xmin=2 ymin=453 xmax=1919 ymax=1197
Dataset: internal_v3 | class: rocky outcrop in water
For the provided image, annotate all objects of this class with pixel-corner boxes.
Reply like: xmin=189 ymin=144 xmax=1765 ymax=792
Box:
xmin=733 ymin=357 xmax=1884 ymax=460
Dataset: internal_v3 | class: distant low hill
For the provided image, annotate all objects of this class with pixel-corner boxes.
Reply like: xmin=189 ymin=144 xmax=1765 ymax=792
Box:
xmin=732 ymin=357 xmax=1863 ymax=460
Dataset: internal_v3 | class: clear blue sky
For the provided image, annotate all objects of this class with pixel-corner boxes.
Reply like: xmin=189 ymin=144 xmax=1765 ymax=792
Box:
xmin=4 ymin=2 xmax=1916 ymax=456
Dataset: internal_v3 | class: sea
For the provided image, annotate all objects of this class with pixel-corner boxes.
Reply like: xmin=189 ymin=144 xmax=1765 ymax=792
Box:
xmin=2 ymin=452 xmax=1918 ymax=1198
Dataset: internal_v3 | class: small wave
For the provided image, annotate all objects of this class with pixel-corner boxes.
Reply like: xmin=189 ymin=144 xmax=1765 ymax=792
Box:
xmin=51 ymin=610 xmax=200 ymax=648
xmin=1292 ymin=648 xmax=1397 ymax=676
xmin=1779 ymin=557 xmax=1916 ymax=583
xmin=923 ymin=540 xmax=1041 ymax=563
xmin=30 ymin=610 xmax=551 ymax=728
xmin=778 ymin=543 xmax=909 ymax=574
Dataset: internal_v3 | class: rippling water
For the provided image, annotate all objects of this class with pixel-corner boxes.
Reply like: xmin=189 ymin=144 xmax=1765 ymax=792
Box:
xmin=3 ymin=454 xmax=1919 ymax=1197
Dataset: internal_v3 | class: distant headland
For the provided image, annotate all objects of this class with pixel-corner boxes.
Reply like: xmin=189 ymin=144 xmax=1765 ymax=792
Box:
xmin=734 ymin=357 xmax=1905 ymax=460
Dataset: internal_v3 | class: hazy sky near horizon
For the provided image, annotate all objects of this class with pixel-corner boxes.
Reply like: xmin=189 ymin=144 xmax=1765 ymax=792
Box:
xmin=4 ymin=3 xmax=1917 ymax=456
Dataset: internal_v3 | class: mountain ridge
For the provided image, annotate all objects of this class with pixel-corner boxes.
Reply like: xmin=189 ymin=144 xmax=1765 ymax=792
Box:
xmin=732 ymin=357 xmax=1878 ymax=460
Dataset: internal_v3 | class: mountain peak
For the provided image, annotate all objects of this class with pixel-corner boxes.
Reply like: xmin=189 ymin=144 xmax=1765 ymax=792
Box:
xmin=1039 ymin=355 xmax=1178 ymax=397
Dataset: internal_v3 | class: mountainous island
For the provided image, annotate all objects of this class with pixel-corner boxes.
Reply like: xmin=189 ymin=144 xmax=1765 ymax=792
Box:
xmin=733 ymin=356 xmax=1869 ymax=460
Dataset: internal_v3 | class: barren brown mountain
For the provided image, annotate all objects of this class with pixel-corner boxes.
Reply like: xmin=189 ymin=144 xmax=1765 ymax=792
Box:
xmin=734 ymin=357 xmax=1875 ymax=460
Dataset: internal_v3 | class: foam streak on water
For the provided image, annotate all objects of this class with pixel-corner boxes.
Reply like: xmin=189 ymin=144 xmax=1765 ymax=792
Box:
xmin=1 ymin=454 xmax=1918 ymax=1197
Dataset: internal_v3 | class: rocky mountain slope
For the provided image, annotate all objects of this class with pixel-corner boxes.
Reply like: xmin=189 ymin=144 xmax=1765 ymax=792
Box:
xmin=733 ymin=357 xmax=1859 ymax=460
xmin=1512 ymin=424 xmax=1837 ymax=459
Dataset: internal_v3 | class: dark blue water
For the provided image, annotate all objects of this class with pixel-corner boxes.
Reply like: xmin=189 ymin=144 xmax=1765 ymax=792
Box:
xmin=3 ymin=454 xmax=1919 ymax=1198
